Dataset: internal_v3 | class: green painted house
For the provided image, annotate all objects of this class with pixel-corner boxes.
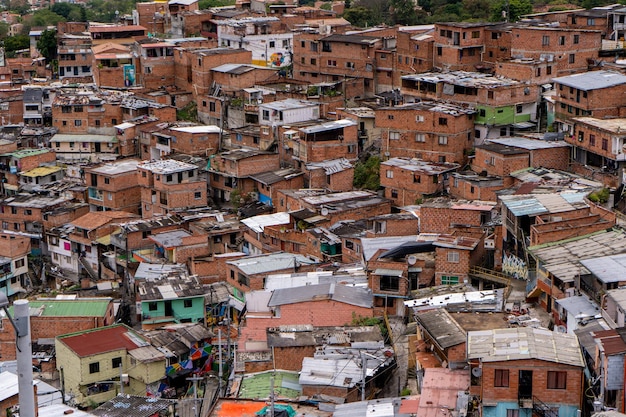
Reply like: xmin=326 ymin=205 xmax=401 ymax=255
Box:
xmin=137 ymin=274 xmax=206 ymax=329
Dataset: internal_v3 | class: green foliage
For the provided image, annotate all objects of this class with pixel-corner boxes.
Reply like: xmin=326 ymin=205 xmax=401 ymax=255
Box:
xmin=401 ymin=388 xmax=412 ymax=396
xmin=85 ymin=0 xmax=136 ymax=23
xmin=350 ymin=313 xmax=388 ymax=339
xmin=30 ymin=9 xmax=66 ymax=27
xmin=390 ymin=0 xmax=426 ymax=25
xmin=320 ymin=2 xmax=332 ymax=10
xmin=5 ymin=0 xmax=30 ymax=16
xmin=353 ymin=155 xmax=380 ymax=191
xmin=198 ymin=0 xmax=236 ymax=9
xmin=588 ymin=188 xmax=610 ymax=204
xmin=3 ymin=34 xmax=29 ymax=58
xmin=176 ymin=101 xmax=198 ymax=122
xmin=489 ymin=0 xmax=532 ymax=21
xmin=37 ymin=30 xmax=58 ymax=62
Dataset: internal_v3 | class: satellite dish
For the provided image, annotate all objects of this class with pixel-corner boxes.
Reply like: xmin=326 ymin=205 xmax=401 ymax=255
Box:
xmin=407 ymin=255 xmax=417 ymax=265
xmin=321 ymin=207 xmax=329 ymax=216
xmin=472 ymin=367 xmax=482 ymax=377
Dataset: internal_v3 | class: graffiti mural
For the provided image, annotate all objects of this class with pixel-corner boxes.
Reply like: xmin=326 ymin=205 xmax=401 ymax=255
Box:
xmin=502 ymin=252 xmax=528 ymax=280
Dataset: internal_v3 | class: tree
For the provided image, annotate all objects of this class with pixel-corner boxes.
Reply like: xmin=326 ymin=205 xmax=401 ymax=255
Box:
xmin=37 ymin=29 xmax=57 ymax=62
xmin=342 ymin=7 xmax=380 ymax=27
xmin=3 ymin=35 xmax=28 ymax=58
xmin=390 ymin=0 xmax=425 ymax=25
xmin=198 ymin=0 xmax=236 ymax=8
xmin=353 ymin=155 xmax=380 ymax=190
xmin=489 ymin=0 xmax=532 ymax=22
xmin=51 ymin=3 xmax=75 ymax=19
xmin=30 ymin=9 xmax=66 ymax=27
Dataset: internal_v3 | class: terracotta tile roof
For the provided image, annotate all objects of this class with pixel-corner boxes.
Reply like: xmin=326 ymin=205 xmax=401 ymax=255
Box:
xmin=70 ymin=211 xmax=138 ymax=230
xmin=58 ymin=324 xmax=148 ymax=357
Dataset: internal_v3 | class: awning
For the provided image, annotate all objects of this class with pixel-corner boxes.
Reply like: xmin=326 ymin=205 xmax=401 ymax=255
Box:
xmin=512 ymin=121 xmax=536 ymax=129
xmin=229 ymin=295 xmax=245 ymax=311
xmin=96 ymin=234 xmax=111 ymax=245
xmin=408 ymin=267 xmax=423 ymax=272
xmin=373 ymin=268 xmax=403 ymax=277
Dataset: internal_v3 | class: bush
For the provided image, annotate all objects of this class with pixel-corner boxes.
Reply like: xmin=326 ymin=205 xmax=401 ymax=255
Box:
xmin=588 ymin=188 xmax=610 ymax=204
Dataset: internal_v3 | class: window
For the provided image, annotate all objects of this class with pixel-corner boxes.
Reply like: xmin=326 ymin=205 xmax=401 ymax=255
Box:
xmin=148 ymin=302 xmax=158 ymax=311
xmin=413 ymin=174 xmax=421 ymax=183
xmin=74 ymin=106 xmax=83 ymax=113
xmin=506 ymin=410 xmax=519 ymax=417
xmin=438 ymin=136 xmax=448 ymax=145
xmin=346 ymin=62 xmax=355 ymax=69
xmin=380 ymin=275 xmax=399 ymax=291
xmin=547 ymin=371 xmax=567 ymax=389
xmin=269 ymin=41 xmax=275 ymax=48
xmin=569 ymin=54 xmax=575 ymax=64
xmin=588 ymin=18 xmax=595 ymax=25
xmin=184 ymin=299 xmax=193 ymax=308
xmin=441 ymin=275 xmax=459 ymax=285
xmin=262 ymin=110 xmax=270 ymax=120
xmin=74 ymin=120 xmax=82 ymax=127
xmin=391 ymin=189 xmax=398 ymax=198
xmin=112 ymin=357 xmax=122 ymax=369
xmin=573 ymin=34 xmax=579 ymax=44
xmin=89 ymin=362 xmax=100 ymax=374
xmin=388 ymin=114 xmax=394 ymax=120
xmin=15 ymin=259 xmax=24 ymax=268
xmin=487 ymin=91 xmax=494 ymax=99
xmin=386 ymin=170 xmax=394 ymax=178
xmin=210 ymin=102 xmax=216 ymax=112
xmin=104 ymin=178 xmax=110 ymax=184
xmin=389 ymin=131 xmax=400 ymax=140
xmin=310 ymin=58 xmax=316 ymax=65
xmin=438 ymin=117 xmax=447 ymax=126
xmin=589 ymin=134 xmax=596 ymax=146
xmin=447 ymin=251 xmax=460 ymax=263
xmin=494 ymin=369 xmax=509 ymax=387
xmin=559 ymin=36 xmax=565 ymax=46
xmin=547 ymin=66 xmax=552 ymax=75
xmin=415 ymin=133 xmax=426 ymax=142
xmin=345 ymin=240 xmax=354 ymax=250
xmin=194 ymin=191 xmax=202 ymax=199
xmin=516 ymin=104 xmax=523 ymax=114
xmin=472 ymin=30 xmax=480 ymax=38
xmin=416 ymin=115 xmax=424 ymax=122
xmin=62 ymin=106 xmax=71 ymax=113
xmin=327 ymin=60 xmax=337 ymax=67
xmin=542 ymin=35 xmax=550 ymax=46
xmin=24 ymin=209 xmax=32 ymax=216
xmin=602 ymin=138 xmax=608 ymax=150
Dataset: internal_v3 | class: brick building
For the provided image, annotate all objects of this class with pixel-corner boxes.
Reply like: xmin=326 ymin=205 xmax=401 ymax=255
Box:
xmin=552 ymin=71 xmax=626 ymax=134
xmin=395 ymin=26 xmax=435 ymax=86
xmin=0 ymin=233 xmax=30 ymax=297
xmin=225 ymin=252 xmax=318 ymax=292
xmin=380 ymin=157 xmax=460 ymax=206
xmin=467 ymin=328 xmax=584 ymax=417
xmin=303 ymin=158 xmax=353 ymax=191
xmin=433 ymin=22 xmax=493 ymax=71
xmin=133 ymin=40 xmax=175 ymax=90
xmin=85 ymin=159 xmax=141 ymax=213
xmin=58 ymin=32 xmax=93 ymax=83
xmin=278 ymin=118 xmax=358 ymax=168
xmin=569 ymin=117 xmax=626 ymax=188
xmin=0 ymin=148 xmax=56 ymax=190
xmin=415 ymin=308 xmax=467 ymax=367
xmin=433 ymin=234 xmax=484 ymax=286
xmin=275 ymin=189 xmax=392 ymax=225
xmin=92 ymin=43 xmax=135 ymax=89
xmin=419 ymin=198 xmax=497 ymax=234
xmin=208 ymin=149 xmax=279 ymax=204
xmin=292 ymin=32 xmax=382 ymax=98
xmin=449 ymin=171 xmax=504 ymax=201
xmin=375 ymin=102 xmax=476 ymax=164
xmin=401 ymin=71 xmax=539 ymax=139
xmin=0 ymin=194 xmax=70 ymax=239
xmin=137 ymin=159 xmax=207 ymax=218
xmin=258 ymin=99 xmax=319 ymax=150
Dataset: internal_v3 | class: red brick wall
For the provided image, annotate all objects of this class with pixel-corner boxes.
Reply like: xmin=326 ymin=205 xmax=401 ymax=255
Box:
xmin=480 ymin=359 xmax=583 ymax=408
xmin=376 ymin=106 xmax=474 ymax=164
xmin=273 ymin=346 xmax=316 ymax=371
xmin=473 ymin=148 xmax=529 ymax=177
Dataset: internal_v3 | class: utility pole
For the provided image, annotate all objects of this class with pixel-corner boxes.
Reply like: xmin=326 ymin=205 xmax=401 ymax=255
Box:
xmin=119 ymin=363 xmax=124 ymax=395
xmin=186 ymin=375 xmax=203 ymax=417
xmin=361 ymin=351 xmax=367 ymax=402
xmin=218 ymin=328 xmax=223 ymax=396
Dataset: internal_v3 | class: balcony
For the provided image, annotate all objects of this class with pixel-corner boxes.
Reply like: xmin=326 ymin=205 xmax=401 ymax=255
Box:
xmin=88 ymin=187 xmax=103 ymax=201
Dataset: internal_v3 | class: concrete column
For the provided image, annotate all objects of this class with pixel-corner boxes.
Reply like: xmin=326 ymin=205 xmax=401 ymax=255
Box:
xmin=14 ymin=299 xmax=36 ymax=417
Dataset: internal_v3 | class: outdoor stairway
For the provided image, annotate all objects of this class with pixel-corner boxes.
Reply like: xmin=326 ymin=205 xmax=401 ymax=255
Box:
xmin=532 ymin=396 xmax=559 ymax=417
xmin=78 ymin=256 xmax=98 ymax=280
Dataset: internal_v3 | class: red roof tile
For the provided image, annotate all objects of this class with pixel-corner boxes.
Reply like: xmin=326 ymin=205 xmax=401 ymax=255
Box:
xmin=59 ymin=325 xmax=147 ymax=357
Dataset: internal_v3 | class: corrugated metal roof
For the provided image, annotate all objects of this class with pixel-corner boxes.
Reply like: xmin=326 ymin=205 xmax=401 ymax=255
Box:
xmin=58 ymin=324 xmax=149 ymax=357
xmin=228 ymin=252 xmax=318 ymax=276
xmin=529 ymin=229 xmax=626 ymax=283
xmin=268 ymin=283 xmax=372 ymax=308
xmin=467 ymin=327 xmax=584 ymax=367
xmin=581 ymin=253 xmax=626 ymax=284
xmin=241 ymin=212 xmax=290 ymax=233
xmin=239 ymin=370 xmax=301 ymax=400
xmin=416 ymin=308 xmax=466 ymax=349
xmin=299 ymin=356 xmax=362 ymax=387
xmin=17 ymin=299 xmax=111 ymax=317
xmin=553 ymin=70 xmax=626 ymax=91
xmin=20 ymin=166 xmax=63 ymax=178
xmin=91 ymin=395 xmax=173 ymax=417
xmin=360 ymin=236 xmax=419 ymax=262
xmin=554 ymin=294 xmax=600 ymax=318
xmin=373 ymin=268 xmax=403 ymax=277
